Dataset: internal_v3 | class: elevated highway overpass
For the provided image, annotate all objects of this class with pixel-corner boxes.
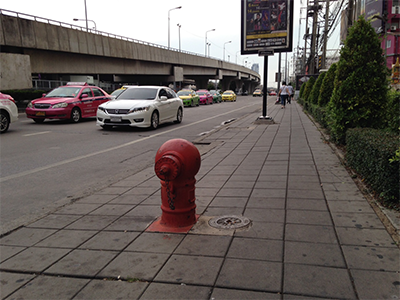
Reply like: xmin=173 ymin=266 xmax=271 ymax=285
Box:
xmin=0 ymin=9 xmax=260 ymax=92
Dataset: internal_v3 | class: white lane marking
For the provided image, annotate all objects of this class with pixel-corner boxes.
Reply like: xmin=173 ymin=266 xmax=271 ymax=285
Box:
xmin=23 ymin=131 xmax=51 ymax=137
xmin=1 ymin=103 xmax=260 ymax=183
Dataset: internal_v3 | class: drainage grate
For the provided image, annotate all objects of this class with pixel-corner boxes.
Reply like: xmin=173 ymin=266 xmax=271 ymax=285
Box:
xmin=208 ymin=215 xmax=251 ymax=230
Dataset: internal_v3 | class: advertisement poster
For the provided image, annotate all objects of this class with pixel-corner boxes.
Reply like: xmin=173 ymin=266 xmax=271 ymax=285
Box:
xmin=241 ymin=0 xmax=293 ymax=54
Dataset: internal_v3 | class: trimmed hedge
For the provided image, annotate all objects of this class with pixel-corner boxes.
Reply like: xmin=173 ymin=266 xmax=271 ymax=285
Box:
xmin=1 ymin=89 xmax=47 ymax=109
xmin=346 ymin=128 xmax=399 ymax=207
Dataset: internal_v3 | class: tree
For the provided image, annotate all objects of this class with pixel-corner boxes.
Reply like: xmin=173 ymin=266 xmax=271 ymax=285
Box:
xmin=318 ymin=63 xmax=337 ymax=107
xmin=302 ymin=76 xmax=316 ymax=102
xmin=327 ymin=15 xmax=389 ymax=143
xmin=309 ymin=72 xmax=326 ymax=105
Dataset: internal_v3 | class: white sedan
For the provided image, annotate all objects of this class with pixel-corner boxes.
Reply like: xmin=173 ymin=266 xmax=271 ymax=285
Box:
xmin=0 ymin=92 xmax=19 ymax=133
xmin=96 ymin=86 xmax=183 ymax=130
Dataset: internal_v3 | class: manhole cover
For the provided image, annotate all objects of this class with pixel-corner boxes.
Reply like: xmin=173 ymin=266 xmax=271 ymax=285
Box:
xmin=208 ymin=215 xmax=251 ymax=230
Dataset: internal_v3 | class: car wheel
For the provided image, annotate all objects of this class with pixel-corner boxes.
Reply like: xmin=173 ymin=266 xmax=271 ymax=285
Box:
xmin=191 ymin=100 xmax=194 ymax=107
xmin=174 ymin=107 xmax=183 ymax=124
xmin=70 ymin=107 xmax=81 ymax=123
xmin=101 ymin=125 xmax=113 ymax=130
xmin=0 ymin=111 xmax=10 ymax=133
xmin=33 ymin=118 xmax=45 ymax=124
xmin=150 ymin=111 xmax=159 ymax=129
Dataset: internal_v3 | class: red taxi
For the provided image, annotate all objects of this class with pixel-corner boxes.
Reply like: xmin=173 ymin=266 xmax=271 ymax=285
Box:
xmin=26 ymin=82 xmax=111 ymax=123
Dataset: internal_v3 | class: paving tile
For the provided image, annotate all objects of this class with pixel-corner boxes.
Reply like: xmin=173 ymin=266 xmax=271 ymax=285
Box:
xmin=174 ymin=234 xmax=232 ymax=256
xmin=327 ymin=200 xmax=374 ymax=213
xmin=155 ymin=255 xmax=223 ymax=285
xmin=286 ymin=210 xmax=333 ymax=226
xmin=0 ymin=245 xmax=26 ymax=263
xmin=234 ymin=221 xmax=284 ymax=240
xmin=125 ymin=232 xmax=184 ymax=253
xmin=286 ymin=189 xmax=324 ymax=199
xmin=255 ymin=180 xmax=287 ymax=189
xmin=342 ymin=245 xmax=399 ymax=271
xmin=0 ymin=228 xmax=57 ymax=247
xmin=55 ymin=203 xmax=103 ymax=215
xmin=250 ymin=188 xmax=286 ymax=199
xmin=45 ymin=249 xmax=118 ymax=277
xmin=244 ymin=208 xmax=285 ymax=223
xmin=74 ymin=279 xmax=148 ymax=299
xmin=223 ymin=180 xmax=257 ymax=188
xmin=0 ymin=272 xmax=35 ymax=299
xmin=77 ymin=194 xmax=117 ymax=204
xmin=286 ymin=198 xmax=328 ymax=211
xmin=6 ymin=275 xmax=89 ymax=299
xmin=285 ymin=224 xmax=338 ymax=244
xmin=336 ymin=227 xmax=397 ymax=247
xmin=140 ymin=282 xmax=211 ymax=300
xmin=246 ymin=197 xmax=286 ymax=209
xmin=26 ymin=214 xmax=82 ymax=229
xmin=95 ymin=186 xmax=132 ymax=195
xmin=123 ymin=187 xmax=159 ymax=196
xmin=65 ymin=215 xmax=119 ymax=230
xmin=211 ymin=287 xmax=281 ymax=299
xmin=0 ymin=247 xmax=70 ymax=272
xmin=283 ymin=295 xmax=327 ymax=299
xmin=227 ymin=237 xmax=283 ymax=262
xmin=331 ymin=212 xmax=385 ymax=229
xmin=284 ymin=264 xmax=356 ymax=299
xmin=79 ymin=231 xmax=140 ymax=251
xmin=324 ymin=190 xmax=365 ymax=201
xmin=108 ymin=194 xmax=149 ymax=205
xmin=35 ymin=229 xmax=97 ymax=248
xmin=217 ymin=188 xmax=253 ymax=197
xmin=124 ymin=205 xmax=161 ymax=218
xmin=98 ymin=252 xmax=169 ymax=280
xmin=350 ymin=269 xmax=400 ymax=300
xmin=216 ymin=258 xmax=282 ymax=292
xmin=88 ymin=204 xmax=134 ymax=216
xmin=287 ymin=180 xmax=322 ymax=190
xmin=209 ymin=196 xmax=248 ymax=208
xmin=284 ymin=241 xmax=346 ymax=267
xmin=204 ymin=207 xmax=244 ymax=216
xmin=105 ymin=216 xmax=156 ymax=231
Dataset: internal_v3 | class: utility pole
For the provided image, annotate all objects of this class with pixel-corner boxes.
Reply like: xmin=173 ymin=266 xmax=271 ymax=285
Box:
xmin=310 ymin=0 xmax=319 ymax=74
xmin=348 ymin=0 xmax=354 ymax=29
xmin=303 ymin=0 xmax=310 ymax=74
xmin=322 ymin=0 xmax=330 ymax=70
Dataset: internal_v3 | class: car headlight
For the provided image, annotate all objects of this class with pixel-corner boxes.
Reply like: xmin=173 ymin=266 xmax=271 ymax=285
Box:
xmin=129 ymin=106 xmax=150 ymax=113
xmin=97 ymin=106 xmax=106 ymax=112
xmin=27 ymin=102 xmax=33 ymax=108
xmin=52 ymin=102 xmax=68 ymax=108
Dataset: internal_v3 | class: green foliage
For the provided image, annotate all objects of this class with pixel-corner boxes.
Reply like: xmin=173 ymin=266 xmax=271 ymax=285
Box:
xmin=346 ymin=128 xmax=399 ymax=207
xmin=299 ymin=81 xmax=306 ymax=99
xmin=318 ymin=63 xmax=337 ymax=107
xmin=385 ymin=89 xmax=400 ymax=133
xmin=309 ymin=72 xmax=326 ymax=105
xmin=302 ymin=76 xmax=316 ymax=103
xmin=327 ymin=16 xmax=389 ymax=144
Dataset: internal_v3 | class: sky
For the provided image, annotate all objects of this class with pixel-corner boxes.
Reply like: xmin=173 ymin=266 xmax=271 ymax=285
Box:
xmin=1 ymin=0 xmax=342 ymax=88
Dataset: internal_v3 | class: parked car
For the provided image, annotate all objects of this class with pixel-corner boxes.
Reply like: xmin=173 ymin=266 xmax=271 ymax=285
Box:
xmin=196 ymin=90 xmax=213 ymax=105
xmin=110 ymin=85 xmax=137 ymax=99
xmin=253 ymin=89 xmax=263 ymax=97
xmin=268 ymin=90 xmax=277 ymax=96
xmin=0 ymin=92 xmax=18 ymax=133
xmin=26 ymin=82 xmax=111 ymax=123
xmin=96 ymin=86 xmax=183 ymax=130
xmin=177 ymin=89 xmax=200 ymax=107
xmin=222 ymin=90 xmax=237 ymax=102
xmin=210 ymin=90 xmax=222 ymax=103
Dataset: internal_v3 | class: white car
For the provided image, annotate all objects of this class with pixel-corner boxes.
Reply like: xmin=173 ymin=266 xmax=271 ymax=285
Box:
xmin=0 ymin=93 xmax=18 ymax=133
xmin=96 ymin=86 xmax=183 ymax=130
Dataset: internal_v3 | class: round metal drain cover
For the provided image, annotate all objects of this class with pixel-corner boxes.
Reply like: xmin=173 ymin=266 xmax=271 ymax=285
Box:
xmin=208 ymin=215 xmax=251 ymax=230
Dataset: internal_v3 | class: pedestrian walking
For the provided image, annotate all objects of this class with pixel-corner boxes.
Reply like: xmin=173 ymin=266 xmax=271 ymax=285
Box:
xmin=278 ymin=81 xmax=290 ymax=108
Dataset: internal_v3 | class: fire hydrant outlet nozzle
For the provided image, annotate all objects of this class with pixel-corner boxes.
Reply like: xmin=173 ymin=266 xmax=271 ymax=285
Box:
xmin=155 ymin=154 xmax=181 ymax=181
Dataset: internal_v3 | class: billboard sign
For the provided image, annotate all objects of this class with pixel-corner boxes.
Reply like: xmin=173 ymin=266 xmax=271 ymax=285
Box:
xmin=241 ymin=0 xmax=294 ymax=55
xmin=365 ymin=0 xmax=384 ymax=34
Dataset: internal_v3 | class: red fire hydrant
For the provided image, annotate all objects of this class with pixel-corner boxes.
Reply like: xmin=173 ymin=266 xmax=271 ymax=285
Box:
xmin=149 ymin=138 xmax=201 ymax=232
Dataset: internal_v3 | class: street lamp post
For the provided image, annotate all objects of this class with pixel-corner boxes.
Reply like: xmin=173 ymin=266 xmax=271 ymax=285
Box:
xmin=73 ymin=18 xmax=97 ymax=31
xmin=205 ymin=29 xmax=215 ymax=56
xmin=177 ymin=24 xmax=181 ymax=52
xmin=168 ymin=6 xmax=182 ymax=49
xmin=223 ymin=41 xmax=231 ymax=61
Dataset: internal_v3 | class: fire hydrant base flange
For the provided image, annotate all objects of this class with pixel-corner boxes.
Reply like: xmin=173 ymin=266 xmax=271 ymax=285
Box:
xmin=146 ymin=215 xmax=200 ymax=233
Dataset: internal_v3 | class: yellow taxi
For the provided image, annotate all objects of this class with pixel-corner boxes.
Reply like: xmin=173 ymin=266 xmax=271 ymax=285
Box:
xmin=221 ymin=90 xmax=237 ymax=102
xmin=253 ymin=89 xmax=263 ymax=97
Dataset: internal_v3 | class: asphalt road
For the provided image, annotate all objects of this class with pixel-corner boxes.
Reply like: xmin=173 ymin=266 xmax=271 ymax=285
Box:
xmin=0 ymin=96 xmax=266 ymax=235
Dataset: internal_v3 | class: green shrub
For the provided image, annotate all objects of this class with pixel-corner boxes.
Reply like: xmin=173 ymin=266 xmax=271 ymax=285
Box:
xmin=309 ymin=72 xmax=326 ymax=105
xmin=327 ymin=16 xmax=389 ymax=144
xmin=303 ymin=76 xmax=316 ymax=103
xmin=318 ymin=63 xmax=337 ymax=107
xmin=346 ymin=128 xmax=399 ymax=207
xmin=299 ymin=81 xmax=306 ymax=99
xmin=385 ymin=89 xmax=400 ymax=133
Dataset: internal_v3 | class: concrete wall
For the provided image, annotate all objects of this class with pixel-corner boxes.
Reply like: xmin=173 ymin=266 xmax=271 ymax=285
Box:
xmin=0 ymin=53 xmax=32 ymax=90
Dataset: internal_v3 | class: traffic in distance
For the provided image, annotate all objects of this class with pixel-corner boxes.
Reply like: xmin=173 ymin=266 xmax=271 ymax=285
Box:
xmin=0 ymin=82 xmax=270 ymax=133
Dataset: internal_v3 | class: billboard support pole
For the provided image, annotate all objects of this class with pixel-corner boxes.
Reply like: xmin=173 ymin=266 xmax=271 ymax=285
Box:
xmin=258 ymin=55 xmax=272 ymax=122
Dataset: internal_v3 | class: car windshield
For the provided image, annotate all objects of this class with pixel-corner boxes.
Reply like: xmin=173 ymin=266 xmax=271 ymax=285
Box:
xmin=111 ymin=89 xmax=126 ymax=97
xmin=46 ymin=87 xmax=81 ymax=98
xmin=177 ymin=91 xmax=190 ymax=96
xmin=116 ymin=88 xmax=157 ymax=100
xmin=197 ymin=92 xmax=206 ymax=95
xmin=223 ymin=92 xmax=232 ymax=95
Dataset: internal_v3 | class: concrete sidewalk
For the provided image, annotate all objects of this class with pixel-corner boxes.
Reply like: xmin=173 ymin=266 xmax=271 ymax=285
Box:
xmin=1 ymin=99 xmax=399 ymax=300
